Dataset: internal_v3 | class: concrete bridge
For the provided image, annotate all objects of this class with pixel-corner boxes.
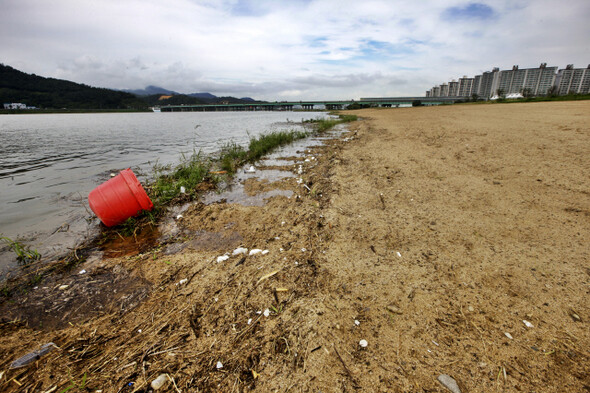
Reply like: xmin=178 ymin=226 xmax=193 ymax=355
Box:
xmin=157 ymin=96 xmax=460 ymax=112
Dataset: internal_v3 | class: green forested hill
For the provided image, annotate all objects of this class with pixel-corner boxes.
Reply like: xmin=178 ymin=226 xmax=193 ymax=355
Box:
xmin=0 ymin=64 xmax=148 ymax=110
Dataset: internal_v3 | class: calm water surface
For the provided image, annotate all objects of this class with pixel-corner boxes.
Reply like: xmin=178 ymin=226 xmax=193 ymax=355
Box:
xmin=0 ymin=111 xmax=326 ymax=273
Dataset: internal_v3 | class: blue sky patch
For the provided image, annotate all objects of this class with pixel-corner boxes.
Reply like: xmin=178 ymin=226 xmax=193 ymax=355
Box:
xmin=442 ymin=3 xmax=495 ymax=20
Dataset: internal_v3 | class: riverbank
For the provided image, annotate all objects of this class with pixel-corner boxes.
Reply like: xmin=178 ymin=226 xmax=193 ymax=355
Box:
xmin=1 ymin=101 xmax=589 ymax=392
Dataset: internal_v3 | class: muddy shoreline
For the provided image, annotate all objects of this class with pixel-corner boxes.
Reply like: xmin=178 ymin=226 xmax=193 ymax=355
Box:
xmin=1 ymin=102 xmax=589 ymax=392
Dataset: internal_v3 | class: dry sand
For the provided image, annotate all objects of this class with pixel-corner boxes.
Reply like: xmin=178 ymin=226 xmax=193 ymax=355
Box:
xmin=0 ymin=101 xmax=589 ymax=392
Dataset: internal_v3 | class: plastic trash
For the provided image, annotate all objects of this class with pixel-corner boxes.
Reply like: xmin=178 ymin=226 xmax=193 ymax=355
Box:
xmin=249 ymin=249 xmax=263 ymax=256
xmin=437 ymin=374 xmax=462 ymax=393
xmin=244 ymin=165 xmax=256 ymax=173
xmin=151 ymin=374 xmax=168 ymax=390
xmin=359 ymin=339 xmax=368 ymax=348
xmin=88 ymin=169 xmax=153 ymax=227
xmin=217 ymin=255 xmax=230 ymax=263
xmin=10 ymin=343 xmax=56 ymax=369
xmin=232 ymin=247 xmax=248 ymax=256
xmin=523 ymin=320 xmax=534 ymax=328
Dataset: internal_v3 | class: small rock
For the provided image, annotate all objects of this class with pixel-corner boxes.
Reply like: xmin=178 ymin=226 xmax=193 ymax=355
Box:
xmin=359 ymin=339 xmax=368 ymax=348
xmin=151 ymin=374 xmax=168 ymax=390
xmin=437 ymin=374 xmax=461 ymax=393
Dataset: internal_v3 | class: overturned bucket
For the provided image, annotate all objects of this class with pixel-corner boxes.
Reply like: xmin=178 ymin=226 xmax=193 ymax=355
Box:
xmin=88 ymin=169 xmax=153 ymax=227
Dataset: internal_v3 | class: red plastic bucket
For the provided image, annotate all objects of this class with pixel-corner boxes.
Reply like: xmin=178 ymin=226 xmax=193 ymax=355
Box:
xmin=88 ymin=169 xmax=153 ymax=227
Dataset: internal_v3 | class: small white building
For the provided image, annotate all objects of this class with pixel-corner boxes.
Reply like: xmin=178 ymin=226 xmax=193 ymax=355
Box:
xmin=3 ymin=103 xmax=28 ymax=109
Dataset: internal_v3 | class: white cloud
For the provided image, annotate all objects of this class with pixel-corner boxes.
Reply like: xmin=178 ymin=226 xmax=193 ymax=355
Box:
xmin=1 ymin=0 xmax=588 ymax=99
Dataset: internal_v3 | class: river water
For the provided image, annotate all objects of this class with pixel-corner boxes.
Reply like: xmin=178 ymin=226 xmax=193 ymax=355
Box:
xmin=0 ymin=111 xmax=327 ymax=274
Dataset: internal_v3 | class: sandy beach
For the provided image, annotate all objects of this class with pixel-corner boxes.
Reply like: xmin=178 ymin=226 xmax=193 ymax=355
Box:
xmin=1 ymin=101 xmax=589 ymax=392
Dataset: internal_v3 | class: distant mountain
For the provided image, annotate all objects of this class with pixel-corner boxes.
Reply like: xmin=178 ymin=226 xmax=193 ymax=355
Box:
xmin=124 ymin=85 xmax=179 ymax=96
xmin=240 ymin=97 xmax=255 ymax=102
xmin=0 ymin=64 xmax=147 ymax=110
xmin=188 ymin=92 xmax=217 ymax=100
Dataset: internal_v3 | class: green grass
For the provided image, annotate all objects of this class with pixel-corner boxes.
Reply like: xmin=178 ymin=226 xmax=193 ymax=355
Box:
xmin=149 ymin=151 xmax=213 ymax=206
xmin=0 ymin=236 xmax=41 ymax=265
xmin=219 ymin=129 xmax=309 ymax=174
xmin=307 ymin=114 xmax=358 ymax=133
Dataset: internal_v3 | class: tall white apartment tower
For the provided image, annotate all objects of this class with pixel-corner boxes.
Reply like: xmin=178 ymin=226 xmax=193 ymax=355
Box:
xmin=556 ymin=64 xmax=590 ymax=95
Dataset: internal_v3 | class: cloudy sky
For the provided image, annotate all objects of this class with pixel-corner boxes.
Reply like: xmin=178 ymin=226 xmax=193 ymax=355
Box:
xmin=1 ymin=0 xmax=589 ymax=100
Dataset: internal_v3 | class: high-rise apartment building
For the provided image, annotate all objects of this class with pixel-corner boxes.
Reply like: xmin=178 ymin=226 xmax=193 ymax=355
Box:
xmin=427 ymin=63 xmax=573 ymax=99
xmin=556 ymin=64 xmax=590 ymax=95
xmin=457 ymin=76 xmax=474 ymax=97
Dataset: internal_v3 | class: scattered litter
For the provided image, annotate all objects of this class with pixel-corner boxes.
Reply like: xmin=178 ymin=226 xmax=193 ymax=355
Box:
xmin=386 ymin=305 xmax=403 ymax=315
xmin=304 ymin=158 xmax=310 ymax=162
xmin=396 ymin=251 xmax=402 ymax=258
xmin=261 ymin=250 xmax=269 ymax=255
xmin=568 ymin=309 xmax=582 ymax=322
xmin=437 ymin=374 xmax=462 ymax=393
xmin=233 ymin=247 xmax=248 ymax=256
xmin=10 ymin=343 xmax=56 ymax=369
xmin=176 ymin=214 xmax=183 ymax=220
xmin=217 ymin=254 xmax=230 ymax=263
xmin=244 ymin=165 xmax=256 ymax=173
xmin=281 ymin=221 xmax=286 ymax=226
xmin=249 ymin=249 xmax=263 ymax=256
xmin=110 ymin=173 xmax=116 ymax=177
xmin=297 ymin=165 xmax=303 ymax=174
xmin=432 ymin=340 xmax=439 ymax=346
xmin=257 ymin=270 xmax=279 ymax=285
xmin=138 ymin=329 xmax=142 ymax=333
xmin=78 ymin=269 xmax=87 ymax=275
xmin=301 ymin=248 xmax=307 ymax=252
xmin=263 ymin=309 xmax=271 ymax=317
xmin=151 ymin=374 xmax=168 ymax=390
xmin=468 ymin=305 xmax=475 ymax=312
xmin=280 ymin=248 xmax=284 ymax=252
xmin=523 ymin=320 xmax=534 ymax=328
xmin=251 ymin=369 xmax=260 ymax=379
xmin=247 ymin=318 xmax=252 ymax=325
xmin=359 ymin=339 xmax=368 ymax=348
xmin=180 ymin=186 xmax=186 ymax=194
xmin=216 ymin=361 xmax=223 ymax=369
xmin=177 ymin=279 xmax=188 ymax=285
xmin=354 ymin=320 xmax=360 ymax=326
xmin=504 ymin=332 xmax=513 ymax=340
xmin=58 ymin=285 xmax=69 ymax=290
xmin=297 ymin=178 xmax=303 ymax=184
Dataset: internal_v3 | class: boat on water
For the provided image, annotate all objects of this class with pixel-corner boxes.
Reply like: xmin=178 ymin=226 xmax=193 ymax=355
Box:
xmin=151 ymin=107 xmax=161 ymax=113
